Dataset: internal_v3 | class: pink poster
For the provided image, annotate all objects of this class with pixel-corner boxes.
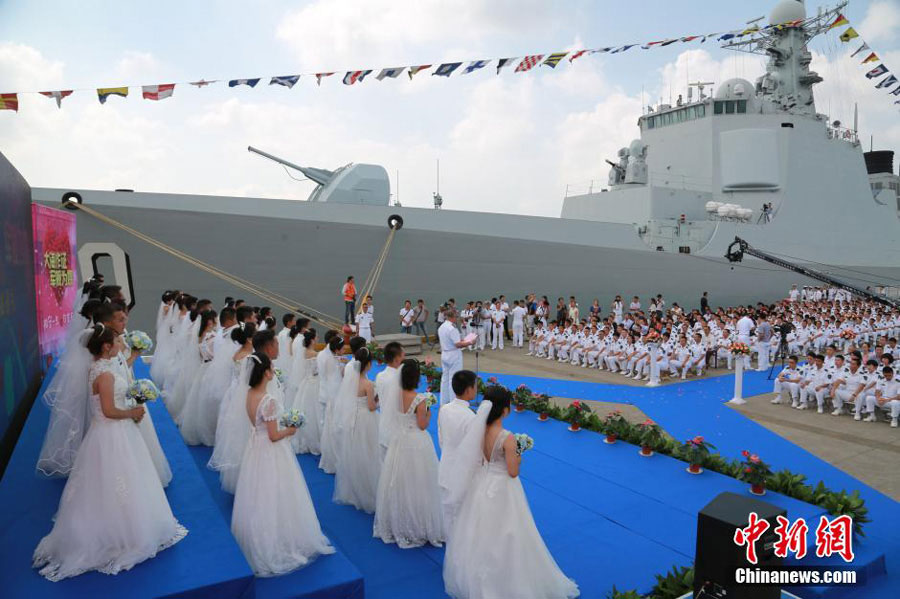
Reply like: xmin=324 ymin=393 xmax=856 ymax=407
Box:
xmin=31 ymin=203 xmax=78 ymax=369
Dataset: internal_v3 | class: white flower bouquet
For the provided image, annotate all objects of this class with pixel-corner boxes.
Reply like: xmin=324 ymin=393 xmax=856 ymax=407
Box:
xmin=125 ymin=330 xmax=153 ymax=352
xmin=126 ymin=378 xmax=160 ymax=405
xmin=279 ymin=409 xmax=306 ymax=429
xmin=514 ymin=433 xmax=534 ymax=456
xmin=418 ymin=392 xmax=438 ymax=408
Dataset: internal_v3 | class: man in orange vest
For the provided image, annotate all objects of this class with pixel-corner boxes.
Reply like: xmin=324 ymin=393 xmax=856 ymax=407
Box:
xmin=342 ymin=276 xmax=357 ymax=324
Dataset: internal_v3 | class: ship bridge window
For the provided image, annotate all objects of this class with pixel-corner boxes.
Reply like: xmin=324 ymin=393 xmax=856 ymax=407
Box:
xmin=643 ymin=104 xmax=706 ymax=130
xmin=714 ymin=100 xmax=747 ymax=115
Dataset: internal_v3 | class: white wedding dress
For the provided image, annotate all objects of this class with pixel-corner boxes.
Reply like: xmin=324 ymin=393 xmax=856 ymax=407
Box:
xmin=317 ymin=348 xmax=342 ymax=474
xmin=33 ymin=359 xmax=187 ymax=581
xmin=443 ymin=430 xmax=579 ymax=599
xmin=36 ymin=326 xmax=93 ymax=477
xmin=373 ymin=393 xmax=444 ymax=548
xmin=179 ymin=331 xmax=217 ymax=446
xmin=292 ymin=355 xmax=322 ymax=455
xmin=208 ymin=356 xmax=251 ymax=493
xmin=149 ymin=301 xmax=173 ymax=387
xmin=231 ymin=392 xmax=334 ymax=577
xmin=333 ymin=367 xmax=381 ymax=513
xmin=114 ymin=347 xmax=172 ymax=487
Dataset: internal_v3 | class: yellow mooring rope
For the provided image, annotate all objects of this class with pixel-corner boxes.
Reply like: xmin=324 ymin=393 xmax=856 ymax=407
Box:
xmin=67 ymin=200 xmax=354 ymax=330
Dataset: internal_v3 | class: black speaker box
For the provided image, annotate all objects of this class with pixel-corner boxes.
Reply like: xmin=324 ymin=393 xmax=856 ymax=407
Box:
xmin=693 ymin=491 xmax=786 ymax=599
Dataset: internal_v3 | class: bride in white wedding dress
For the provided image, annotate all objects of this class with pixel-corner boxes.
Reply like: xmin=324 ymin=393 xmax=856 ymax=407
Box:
xmin=373 ymin=359 xmax=444 ymax=548
xmin=443 ymin=386 xmax=579 ymax=599
xmin=33 ymin=324 xmax=187 ymax=581
xmin=333 ymin=347 xmax=381 ymax=513
xmin=231 ymin=352 xmax=334 ymax=576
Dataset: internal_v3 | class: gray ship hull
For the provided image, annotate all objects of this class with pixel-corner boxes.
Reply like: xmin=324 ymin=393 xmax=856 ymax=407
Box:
xmin=33 ymin=188 xmax=898 ymax=333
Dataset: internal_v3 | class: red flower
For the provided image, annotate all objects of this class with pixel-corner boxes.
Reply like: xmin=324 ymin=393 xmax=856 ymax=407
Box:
xmin=488 ymin=376 xmax=498 ymax=384
xmin=572 ymin=400 xmax=581 ymax=407
xmin=745 ymin=467 xmax=752 ymax=473
xmin=693 ymin=435 xmax=704 ymax=444
xmin=643 ymin=419 xmax=654 ymax=426
xmin=741 ymin=450 xmax=750 ymax=458
xmin=749 ymin=455 xmax=760 ymax=464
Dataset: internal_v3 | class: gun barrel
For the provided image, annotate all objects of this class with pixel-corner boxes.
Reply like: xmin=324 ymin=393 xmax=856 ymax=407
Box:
xmin=247 ymin=146 xmax=332 ymax=186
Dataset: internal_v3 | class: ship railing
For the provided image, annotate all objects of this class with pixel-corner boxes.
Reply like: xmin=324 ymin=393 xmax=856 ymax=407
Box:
xmin=826 ymin=126 xmax=859 ymax=145
xmin=563 ymin=172 xmax=711 ymax=197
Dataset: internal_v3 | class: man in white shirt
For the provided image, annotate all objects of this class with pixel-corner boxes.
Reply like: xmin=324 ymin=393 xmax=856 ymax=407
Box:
xmin=865 ymin=366 xmax=900 ymax=426
xmin=275 ymin=312 xmax=296 ymax=372
xmin=772 ymin=355 xmax=802 ymax=405
xmin=399 ymin=300 xmax=415 ymax=334
xmin=510 ymin=300 xmax=527 ymax=348
xmin=355 ymin=300 xmax=374 ymax=342
xmin=491 ymin=306 xmax=506 ymax=350
xmin=438 ymin=310 xmax=474 ymax=405
xmin=375 ymin=341 xmax=404 ymax=459
xmin=437 ymin=370 xmax=486 ymax=534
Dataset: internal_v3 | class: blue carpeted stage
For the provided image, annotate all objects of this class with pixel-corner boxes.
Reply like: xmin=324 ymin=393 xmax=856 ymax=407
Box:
xmin=1 ymin=361 xmax=897 ymax=598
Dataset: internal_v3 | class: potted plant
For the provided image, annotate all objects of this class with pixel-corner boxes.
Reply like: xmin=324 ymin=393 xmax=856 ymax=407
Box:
xmin=564 ymin=400 xmax=591 ymax=432
xmin=367 ymin=341 xmax=383 ymax=364
xmin=514 ymin=384 xmax=532 ymax=413
xmin=637 ymin=419 xmax=664 ymax=456
xmin=532 ymin=393 xmax=552 ymax=421
xmin=681 ymin=436 xmax=715 ymax=474
xmin=739 ymin=450 xmax=772 ymax=495
xmin=603 ymin=411 xmax=628 ymax=443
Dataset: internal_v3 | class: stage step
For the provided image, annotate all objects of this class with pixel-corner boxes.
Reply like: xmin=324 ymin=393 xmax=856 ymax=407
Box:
xmin=187 ymin=445 xmax=365 ymax=599
xmin=373 ymin=332 xmax=423 ymax=355
xmin=0 ymin=361 xmax=254 ymax=599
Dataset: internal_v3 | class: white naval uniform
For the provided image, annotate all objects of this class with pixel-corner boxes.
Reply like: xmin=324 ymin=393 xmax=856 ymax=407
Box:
xmin=355 ymin=311 xmax=374 ymax=342
xmin=437 ymin=398 xmax=476 ymax=534
xmin=511 ymin=306 xmax=526 ymax=347
xmin=438 ymin=321 xmax=463 ymax=405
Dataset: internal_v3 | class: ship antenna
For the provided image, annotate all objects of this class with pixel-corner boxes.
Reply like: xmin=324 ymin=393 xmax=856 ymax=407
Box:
xmin=433 ymin=158 xmax=443 ymax=210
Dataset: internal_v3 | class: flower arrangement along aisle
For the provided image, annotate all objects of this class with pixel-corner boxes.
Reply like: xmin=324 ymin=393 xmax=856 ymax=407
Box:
xmin=739 ymin=450 xmax=773 ymax=495
xmin=637 ymin=419 xmax=664 ymax=456
xmin=729 ymin=341 xmax=751 ymax=356
xmin=603 ymin=410 xmax=628 ymax=443
xmin=564 ymin=400 xmax=591 ymax=432
xmin=514 ymin=385 xmax=532 ymax=412
xmin=680 ymin=436 xmax=715 ymax=474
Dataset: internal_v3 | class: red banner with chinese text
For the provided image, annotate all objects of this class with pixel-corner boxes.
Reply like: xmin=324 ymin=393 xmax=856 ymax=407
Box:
xmin=31 ymin=204 xmax=77 ymax=368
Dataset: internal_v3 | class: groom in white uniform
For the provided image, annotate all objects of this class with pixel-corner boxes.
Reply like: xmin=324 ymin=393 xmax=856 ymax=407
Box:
xmin=375 ymin=341 xmax=405 ymax=459
xmin=438 ymin=370 xmax=491 ymax=536
xmin=438 ymin=310 xmax=474 ymax=405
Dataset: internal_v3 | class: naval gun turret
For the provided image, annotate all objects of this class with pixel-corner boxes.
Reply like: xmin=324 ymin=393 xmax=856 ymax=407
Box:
xmin=606 ymin=140 xmax=649 ymax=187
xmin=248 ymin=146 xmax=390 ymax=205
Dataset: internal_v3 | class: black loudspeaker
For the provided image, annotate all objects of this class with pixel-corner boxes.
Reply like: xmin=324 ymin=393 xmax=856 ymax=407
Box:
xmin=693 ymin=492 xmax=785 ymax=599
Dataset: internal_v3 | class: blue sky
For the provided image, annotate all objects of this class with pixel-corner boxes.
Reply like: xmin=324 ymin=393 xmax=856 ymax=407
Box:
xmin=1 ymin=0 xmax=898 ymax=215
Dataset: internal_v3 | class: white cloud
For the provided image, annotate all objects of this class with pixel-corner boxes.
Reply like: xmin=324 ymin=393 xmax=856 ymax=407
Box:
xmin=275 ymin=0 xmax=565 ymax=69
xmin=859 ymin=1 xmax=900 ymax=44
xmin=1 ymin=0 xmax=899 ymax=223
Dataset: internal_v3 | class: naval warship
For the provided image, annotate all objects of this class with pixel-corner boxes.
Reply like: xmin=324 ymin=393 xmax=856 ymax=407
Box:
xmin=29 ymin=0 xmax=900 ymax=331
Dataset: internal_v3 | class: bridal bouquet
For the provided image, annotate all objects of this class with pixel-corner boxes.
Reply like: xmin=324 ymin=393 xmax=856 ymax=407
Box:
xmin=126 ymin=378 xmax=160 ymax=404
xmin=514 ymin=433 xmax=534 ymax=456
xmin=279 ymin=409 xmax=306 ymax=429
xmin=839 ymin=329 xmax=856 ymax=340
xmin=418 ymin=392 xmax=438 ymax=408
xmin=125 ymin=330 xmax=153 ymax=352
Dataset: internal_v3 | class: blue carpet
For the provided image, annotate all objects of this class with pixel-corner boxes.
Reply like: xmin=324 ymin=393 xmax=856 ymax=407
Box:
xmin=0 ymin=361 xmax=254 ymax=599
xmin=3 ymin=360 xmax=896 ymax=598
